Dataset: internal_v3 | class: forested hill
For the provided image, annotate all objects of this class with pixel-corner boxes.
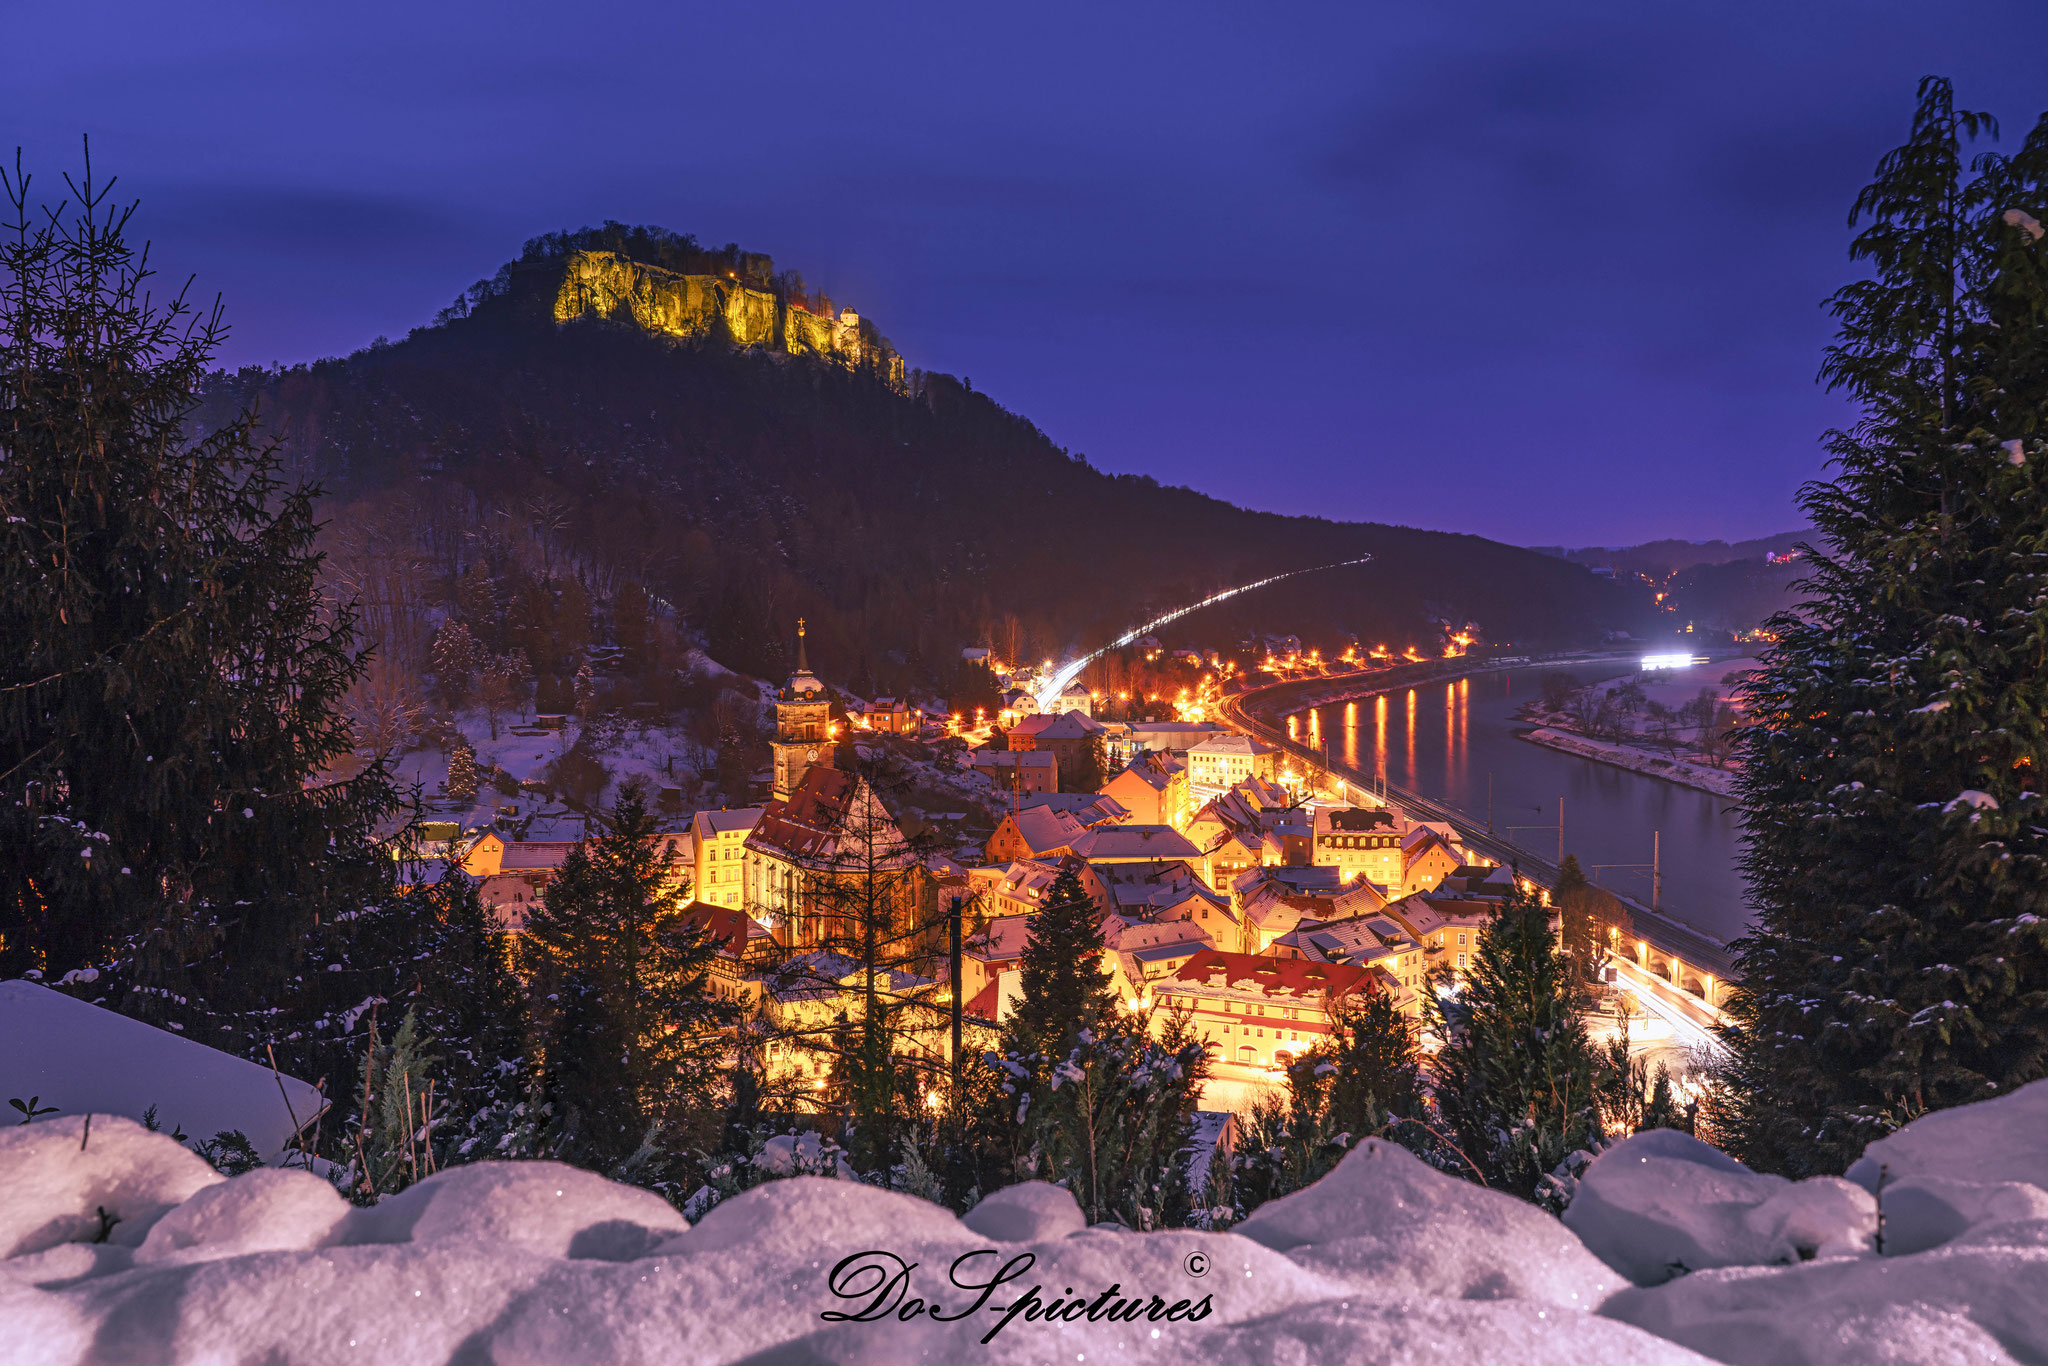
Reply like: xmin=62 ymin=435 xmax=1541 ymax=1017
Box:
xmin=202 ymin=229 xmax=1649 ymax=692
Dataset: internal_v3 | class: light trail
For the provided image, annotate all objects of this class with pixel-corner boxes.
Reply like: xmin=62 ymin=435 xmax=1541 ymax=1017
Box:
xmin=1032 ymin=556 xmax=1373 ymax=711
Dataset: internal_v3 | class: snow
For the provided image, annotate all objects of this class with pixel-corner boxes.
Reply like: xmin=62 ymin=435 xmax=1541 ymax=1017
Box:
xmin=0 ymin=1116 xmax=221 ymax=1257
xmin=135 ymin=1168 xmax=349 ymax=1265
xmin=341 ymin=1160 xmax=688 ymax=1260
xmin=1602 ymin=1239 xmax=2048 ymax=1365
xmin=1522 ymin=727 xmax=1738 ymax=797
xmin=11 ymin=1087 xmax=2048 ymax=1363
xmin=959 ymin=1179 xmax=1086 ymax=1242
xmin=1846 ymin=1077 xmax=2048 ymax=1195
xmin=1563 ymin=1128 xmax=1876 ymax=1285
xmin=1946 ymin=790 xmax=1999 ymax=813
xmin=1238 ymin=1138 xmax=1630 ymax=1307
xmin=0 ymin=980 xmax=324 ymax=1163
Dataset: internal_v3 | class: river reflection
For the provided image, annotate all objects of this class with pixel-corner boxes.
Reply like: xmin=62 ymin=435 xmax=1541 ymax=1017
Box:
xmin=1290 ymin=666 xmax=1753 ymax=943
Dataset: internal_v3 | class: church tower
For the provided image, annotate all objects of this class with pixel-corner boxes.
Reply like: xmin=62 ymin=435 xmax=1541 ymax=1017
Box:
xmin=770 ymin=619 xmax=834 ymax=800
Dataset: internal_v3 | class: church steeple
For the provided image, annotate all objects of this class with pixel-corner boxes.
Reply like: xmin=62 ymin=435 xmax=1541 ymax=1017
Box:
xmin=771 ymin=617 xmax=832 ymax=800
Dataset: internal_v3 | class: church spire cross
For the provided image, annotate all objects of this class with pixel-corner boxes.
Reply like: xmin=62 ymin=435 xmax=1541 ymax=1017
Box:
xmin=796 ymin=617 xmax=808 ymax=672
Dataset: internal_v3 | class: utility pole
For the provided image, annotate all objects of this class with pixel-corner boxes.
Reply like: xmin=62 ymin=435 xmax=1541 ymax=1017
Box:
xmin=948 ymin=895 xmax=964 ymax=1098
xmin=1652 ymin=830 xmax=1662 ymax=911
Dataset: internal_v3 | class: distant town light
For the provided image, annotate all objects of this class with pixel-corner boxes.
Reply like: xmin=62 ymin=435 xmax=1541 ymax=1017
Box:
xmin=1640 ymin=653 xmax=1698 ymax=671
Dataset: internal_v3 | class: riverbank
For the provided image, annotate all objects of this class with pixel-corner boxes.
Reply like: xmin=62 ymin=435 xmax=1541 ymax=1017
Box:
xmin=1519 ymin=726 xmax=1739 ymax=798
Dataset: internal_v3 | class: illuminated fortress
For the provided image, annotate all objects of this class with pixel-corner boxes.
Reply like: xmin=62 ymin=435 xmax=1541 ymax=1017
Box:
xmin=551 ymin=249 xmax=904 ymax=386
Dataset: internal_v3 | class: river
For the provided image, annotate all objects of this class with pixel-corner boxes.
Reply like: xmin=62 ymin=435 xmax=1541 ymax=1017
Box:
xmin=1283 ymin=664 xmax=1754 ymax=945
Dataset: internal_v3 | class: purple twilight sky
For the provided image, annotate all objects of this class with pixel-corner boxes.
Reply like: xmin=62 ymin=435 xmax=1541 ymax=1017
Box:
xmin=10 ymin=0 xmax=2048 ymax=545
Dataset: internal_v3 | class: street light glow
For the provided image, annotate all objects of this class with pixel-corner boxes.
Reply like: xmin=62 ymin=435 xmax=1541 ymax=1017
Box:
xmin=1031 ymin=556 xmax=1373 ymax=710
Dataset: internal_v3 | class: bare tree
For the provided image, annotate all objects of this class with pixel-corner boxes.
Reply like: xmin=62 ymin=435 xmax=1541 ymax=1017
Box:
xmin=347 ymin=655 xmax=425 ymax=761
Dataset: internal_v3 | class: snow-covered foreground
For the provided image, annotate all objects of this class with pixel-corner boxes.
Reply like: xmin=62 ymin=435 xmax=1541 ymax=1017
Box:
xmin=7 ymin=1082 xmax=2048 ymax=1365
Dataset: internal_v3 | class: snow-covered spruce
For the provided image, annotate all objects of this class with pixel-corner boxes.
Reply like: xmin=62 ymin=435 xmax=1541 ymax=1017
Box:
xmin=10 ymin=1082 xmax=2048 ymax=1364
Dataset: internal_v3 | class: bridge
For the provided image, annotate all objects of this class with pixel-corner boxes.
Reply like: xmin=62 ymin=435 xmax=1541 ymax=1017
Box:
xmin=1217 ymin=666 xmax=1739 ymax=1041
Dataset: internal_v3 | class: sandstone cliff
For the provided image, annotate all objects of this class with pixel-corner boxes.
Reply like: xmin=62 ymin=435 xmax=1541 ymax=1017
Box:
xmin=552 ymin=250 xmax=903 ymax=385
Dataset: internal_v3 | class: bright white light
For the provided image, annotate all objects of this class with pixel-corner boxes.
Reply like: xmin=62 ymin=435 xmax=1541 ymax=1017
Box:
xmin=1639 ymin=653 xmax=1697 ymax=671
xmin=1032 ymin=557 xmax=1373 ymax=711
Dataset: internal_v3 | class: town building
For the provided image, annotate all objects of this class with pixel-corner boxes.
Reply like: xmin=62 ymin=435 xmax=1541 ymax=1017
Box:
xmin=964 ymin=858 xmax=1065 ymax=920
xmin=984 ymin=805 xmax=1088 ymax=863
xmin=1008 ymin=710 xmax=1107 ymax=790
xmin=769 ymin=621 xmax=834 ymax=801
xmin=678 ymin=900 xmax=770 ymax=1009
xmin=1228 ymin=864 xmax=1373 ymax=953
xmin=1268 ymin=910 xmax=1425 ymax=1012
xmin=1013 ymin=791 xmax=1128 ymax=826
xmin=477 ymin=841 xmax=579 ymax=928
xmin=743 ymin=766 xmax=931 ymax=953
xmin=854 ymin=696 xmax=923 ymax=735
xmin=1066 ymin=824 xmax=1202 ymax=865
xmin=692 ymin=807 xmax=764 ymax=909
xmin=1184 ymin=776 xmax=1309 ymax=891
xmin=1147 ymin=950 xmax=1382 ymax=1084
xmin=1052 ymin=681 xmax=1094 ymax=716
xmin=1110 ymin=720 xmax=1226 ymax=769
xmin=1081 ymin=858 xmax=1244 ymax=951
xmin=1312 ymin=805 xmax=1403 ymax=887
xmin=1185 ymin=734 xmax=1280 ymax=791
xmin=1380 ymin=894 xmax=1500 ymax=986
xmin=1101 ymin=752 xmax=1191 ymax=829
xmin=967 ymin=748 xmax=1058 ymax=796
xmin=1312 ymin=804 xmax=1465 ymax=897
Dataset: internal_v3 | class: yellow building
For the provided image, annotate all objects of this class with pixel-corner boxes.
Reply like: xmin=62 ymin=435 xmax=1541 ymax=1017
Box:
xmin=692 ymin=807 xmax=764 ymax=910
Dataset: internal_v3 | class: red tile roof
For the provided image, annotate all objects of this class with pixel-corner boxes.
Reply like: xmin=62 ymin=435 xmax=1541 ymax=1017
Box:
xmin=1162 ymin=948 xmax=1378 ymax=1003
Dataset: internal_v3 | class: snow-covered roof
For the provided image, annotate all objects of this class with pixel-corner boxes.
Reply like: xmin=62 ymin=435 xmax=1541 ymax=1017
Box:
xmin=1067 ymin=824 xmax=1200 ymax=862
xmin=692 ymin=806 xmax=766 ymax=838
xmin=997 ymin=805 xmax=1086 ymax=855
xmin=0 ymin=981 xmax=323 ymax=1162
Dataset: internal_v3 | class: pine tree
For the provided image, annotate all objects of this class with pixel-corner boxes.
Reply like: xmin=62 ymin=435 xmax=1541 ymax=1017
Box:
xmin=1319 ymin=987 xmax=1425 ymax=1141
xmin=1005 ymin=861 xmax=1118 ymax=1067
xmin=410 ymin=866 xmax=527 ymax=1154
xmin=522 ymin=783 xmax=738 ymax=1168
xmin=431 ymin=620 xmax=482 ymax=708
xmin=0 ymin=153 xmax=402 ymax=1006
xmin=1427 ymin=886 xmax=1603 ymax=1200
xmin=1229 ymin=986 xmax=1423 ymax=1215
xmin=1726 ymin=80 xmax=2048 ymax=1174
xmin=447 ymin=739 xmax=479 ymax=804
xmin=1027 ymin=1013 xmax=1208 ymax=1228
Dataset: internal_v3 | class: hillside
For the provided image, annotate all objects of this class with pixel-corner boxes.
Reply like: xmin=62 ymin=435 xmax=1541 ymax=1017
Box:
xmin=1529 ymin=532 xmax=1809 ymax=577
xmin=205 ymin=226 xmax=1650 ymax=695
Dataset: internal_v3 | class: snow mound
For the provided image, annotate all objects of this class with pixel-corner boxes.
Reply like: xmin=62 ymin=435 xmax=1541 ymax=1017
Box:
xmin=1565 ymin=1128 xmax=1876 ymax=1285
xmin=1880 ymin=1176 xmax=2048 ymax=1257
xmin=1602 ymin=1239 xmax=2048 ymax=1365
xmin=0 ymin=1115 xmax=221 ymax=1256
xmin=135 ymin=1167 xmax=348 ymax=1264
xmin=763 ymin=1295 xmax=1718 ymax=1365
xmin=341 ymin=1160 xmax=688 ymax=1260
xmin=960 ymin=1179 xmax=1086 ymax=1242
xmin=1237 ymin=1137 xmax=1627 ymax=1307
xmin=1847 ymin=1078 xmax=2048 ymax=1195
xmin=8 ymin=1092 xmax=2048 ymax=1364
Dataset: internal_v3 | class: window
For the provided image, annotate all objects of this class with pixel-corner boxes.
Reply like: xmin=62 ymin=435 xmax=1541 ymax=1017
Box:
xmin=1457 ymin=932 xmax=1468 ymax=946
xmin=1457 ymin=953 xmax=1468 ymax=969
